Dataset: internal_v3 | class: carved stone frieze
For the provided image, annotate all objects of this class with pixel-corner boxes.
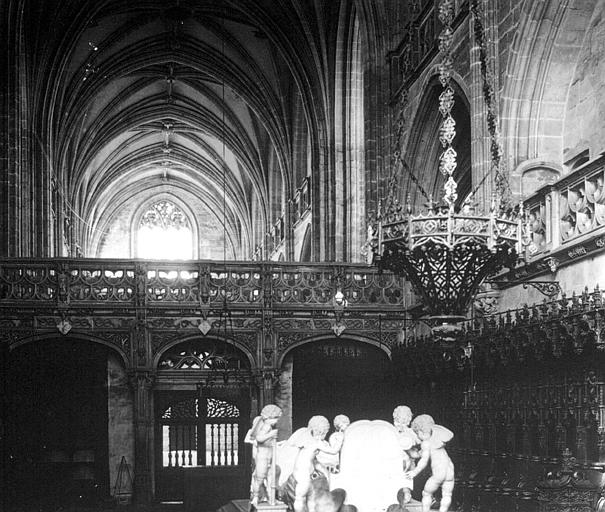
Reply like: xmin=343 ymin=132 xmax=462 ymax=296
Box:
xmin=234 ymin=331 xmax=257 ymax=352
xmin=148 ymin=318 xmax=179 ymax=329
xmin=37 ymin=316 xmax=61 ymax=328
xmin=0 ymin=330 xmax=35 ymax=346
xmin=91 ymin=317 xmax=131 ymax=329
xmin=242 ymin=318 xmax=263 ymax=329
xmin=71 ymin=316 xmax=95 ymax=329
xmin=274 ymin=318 xmax=312 ymax=330
xmin=344 ymin=318 xmax=364 ymax=330
xmin=151 ymin=331 xmax=182 ymax=353
xmin=94 ymin=331 xmax=131 ymax=356
xmin=310 ymin=318 xmax=333 ymax=330
xmin=277 ymin=332 xmax=309 ymax=351
xmin=0 ymin=318 xmax=27 ymax=328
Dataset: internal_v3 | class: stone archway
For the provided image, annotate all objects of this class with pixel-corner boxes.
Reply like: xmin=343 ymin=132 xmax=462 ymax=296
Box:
xmin=405 ymin=74 xmax=472 ymax=209
xmin=282 ymin=337 xmax=395 ymax=430
xmin=5 ymin=337 xmax=120 ymax=509
xmin=153 ymin=337 xmax=254 ymax=507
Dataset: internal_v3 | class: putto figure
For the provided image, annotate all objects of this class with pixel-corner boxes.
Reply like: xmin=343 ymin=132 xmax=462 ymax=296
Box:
xmin=392 ymin=405 xmax=420 ymax=505
xmin=317 ymin=414 xmax=350 ymax=475
xmin=285 ymin=415 xmax=341 ymax=512
xmin=405 ymin=414 xmax=455 ymax=512
xmin=245 ymin=404 xmax=283 ymax=506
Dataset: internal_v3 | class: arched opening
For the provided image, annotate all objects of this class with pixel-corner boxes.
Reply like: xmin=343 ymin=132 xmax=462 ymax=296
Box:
xmin=5 ymin=339 xmax=121 ymax=509
xmin=154 ymin=338 xmax=253 ymax=507
xmin=288 ymin=338 xmax=395 ymax=429
xmin=406 ymin=78 xmax=472 ymax=209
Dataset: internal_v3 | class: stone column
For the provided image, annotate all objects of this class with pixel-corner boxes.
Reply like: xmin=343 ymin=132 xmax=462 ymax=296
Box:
xmin=128 ymin=370 xmax=155 ymax=506
xmin=257 ymin=265 xmax=279 ymax=408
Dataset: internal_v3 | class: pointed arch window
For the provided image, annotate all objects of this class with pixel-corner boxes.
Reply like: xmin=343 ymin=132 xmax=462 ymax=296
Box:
xmin=136 ymin=200 xmax=193 ymax=259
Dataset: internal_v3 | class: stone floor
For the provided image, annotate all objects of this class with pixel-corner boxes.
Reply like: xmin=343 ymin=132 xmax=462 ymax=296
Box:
xmin=1 ymin=502 xmax=184 ymax=512
xmin=3 ymin=499 xmax=429 ymax=512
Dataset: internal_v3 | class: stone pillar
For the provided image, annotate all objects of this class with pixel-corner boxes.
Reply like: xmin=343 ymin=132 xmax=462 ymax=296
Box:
xmin=276 ymin=357 xmax=293 ymax=437
xmin=0 ymin=20 xmax=24 ymax=257
xmin=128 ymin=370 xmax=155 ymax=506
xmin=256 ymin=370 xmax=280 ymax=407
xmin=257 ymin=265 xmax=279 ymax=409
xmin=108 ymin=354 xmax=135 ymax=502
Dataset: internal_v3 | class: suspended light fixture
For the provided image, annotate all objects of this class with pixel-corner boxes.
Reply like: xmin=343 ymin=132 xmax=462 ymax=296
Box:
xmin=198 ymin=6 xmax=233 ymax=354
xmin=216 ymin=4 xmax=237 ymax=372
xmin=365 ymin=0 xmax=530 ymax=334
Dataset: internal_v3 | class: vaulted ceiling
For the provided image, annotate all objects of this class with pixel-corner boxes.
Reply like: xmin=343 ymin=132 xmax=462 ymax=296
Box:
xmin=11 ymin=0 xmax=385 ymax=258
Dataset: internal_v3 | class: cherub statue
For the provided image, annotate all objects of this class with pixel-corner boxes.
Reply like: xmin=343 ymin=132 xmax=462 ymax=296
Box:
xmin=405 ymin=414 xmax=454 ymax=512
xmin=317 ymin=414 xmax=350 ymax=475
xmin=392 ymin=405 xmax=420 ymax=505
xmin=245 ymin=404 xmax=283 ymax=506
xmin=282 ymin=415 xmax=341 ymax=512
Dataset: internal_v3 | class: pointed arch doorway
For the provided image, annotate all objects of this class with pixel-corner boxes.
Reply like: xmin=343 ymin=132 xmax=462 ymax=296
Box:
xmin=154 ymin=338 xmax=254 ymax=509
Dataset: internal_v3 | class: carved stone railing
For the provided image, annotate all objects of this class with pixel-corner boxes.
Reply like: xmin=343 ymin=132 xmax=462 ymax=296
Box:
xmin=0 ymin=259 xmax=405 ymax=313
xmin=516 ymin=155 xmax=605 ymax=279
xmin=0 ymin=259 xmax=408 ymax=374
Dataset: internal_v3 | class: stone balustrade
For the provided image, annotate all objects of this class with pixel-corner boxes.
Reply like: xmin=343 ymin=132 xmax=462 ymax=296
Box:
xmin=521 ymin=154 xmax=605 ymax=277
xmin=0 ymin=259 xmax=405 ymax=313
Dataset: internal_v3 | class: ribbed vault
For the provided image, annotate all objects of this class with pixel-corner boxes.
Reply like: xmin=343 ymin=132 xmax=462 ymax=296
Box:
xmin=18 ymin=0 xmax=344 ymax=258
xmin=2 ymin=0 xmax=394 ymax=260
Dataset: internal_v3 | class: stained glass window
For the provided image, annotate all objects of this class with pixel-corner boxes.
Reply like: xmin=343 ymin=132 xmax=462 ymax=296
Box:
xmin=137 ymin=200 xmax=193 ymax=259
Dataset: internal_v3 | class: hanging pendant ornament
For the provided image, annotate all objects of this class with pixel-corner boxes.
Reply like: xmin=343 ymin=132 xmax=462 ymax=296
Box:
xmin=367 ymin=0 xmax=525 ymax=334
xmin=437 ymin=0 xmax=457 ymax=196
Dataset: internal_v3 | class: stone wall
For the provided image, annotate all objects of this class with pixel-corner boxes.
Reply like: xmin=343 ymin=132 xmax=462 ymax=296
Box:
xmin=564 ymin=1 xmax=605 ymax=164
xmin=496 ymin=250 xmax=605 ymax=313
xmin=107 ymin=354 xmax=135 ymax=499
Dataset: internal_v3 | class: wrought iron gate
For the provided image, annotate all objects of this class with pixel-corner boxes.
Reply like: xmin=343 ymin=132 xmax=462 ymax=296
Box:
xmin=155 ymin=390 xmax=249 ymax=503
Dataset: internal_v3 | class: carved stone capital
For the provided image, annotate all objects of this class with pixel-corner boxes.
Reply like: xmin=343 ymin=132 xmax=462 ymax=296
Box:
xmin=127 ymin=369 xmax=155 ymax=391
